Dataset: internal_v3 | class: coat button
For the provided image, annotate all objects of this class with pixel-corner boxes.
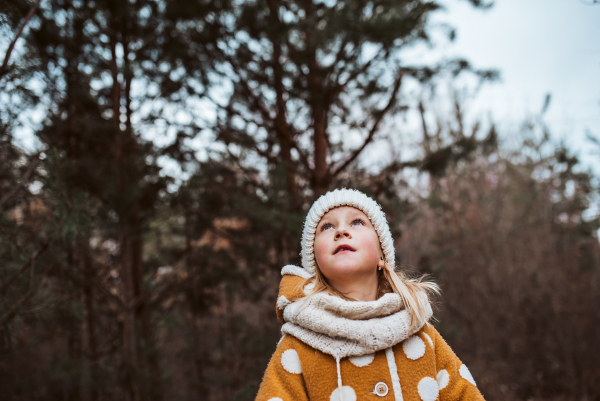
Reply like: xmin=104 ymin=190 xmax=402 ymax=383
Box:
xmin=373 ymin=382 xmax=388 ymax=396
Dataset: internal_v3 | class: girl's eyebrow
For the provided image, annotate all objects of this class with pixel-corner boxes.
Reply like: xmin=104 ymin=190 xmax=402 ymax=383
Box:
xmin=317 ymin=219 xmax=331 ymax=228
xmin=348 ymin=213 xmax=370 ymax=225
xmin=348 ymin=212 xmax=367 ymax=220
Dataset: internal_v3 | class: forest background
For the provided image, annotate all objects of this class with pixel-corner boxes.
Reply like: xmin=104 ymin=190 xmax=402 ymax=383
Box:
xmin=0 ymin=0 xmax=599 ymax=400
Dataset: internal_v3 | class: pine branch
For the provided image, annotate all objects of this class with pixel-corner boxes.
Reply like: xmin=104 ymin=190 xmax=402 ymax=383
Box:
xmin=0 ymin=287 xmax=35 ymax=327
xmin=217 ymin=47 xmax=312 ymax=173
xmin=0 ymin=154 xmax=40 ymax=210
xmin=330 ymin=46 xmax=384 ymax=97
xmin=331 ymin=72 xmax=403 ymax=177
xmin=0 ymin=0 xmax=41 ymax=77
xmin=0 ymin=249 xmax=50 ymax=329
xmin=0 ymin=242 xmax=47 ymax=296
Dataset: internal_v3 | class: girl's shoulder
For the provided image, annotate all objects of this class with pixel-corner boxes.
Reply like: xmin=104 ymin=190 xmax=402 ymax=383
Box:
xmin=415 ymin=323 xmax=457 ymax=357
xmin=417 ymin=322 xmax=439 ymax=347
xmin=392 ymin=323 xmax=446 ymax=363
xmin=265 ymin=334 xmax=319 ymax=382
xmin=273 ymin=334 xmax=316 ymax=362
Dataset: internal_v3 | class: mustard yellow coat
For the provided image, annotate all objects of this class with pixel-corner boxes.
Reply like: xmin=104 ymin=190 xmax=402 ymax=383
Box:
xmin=255 ymin=274 xmax=485 ymax=401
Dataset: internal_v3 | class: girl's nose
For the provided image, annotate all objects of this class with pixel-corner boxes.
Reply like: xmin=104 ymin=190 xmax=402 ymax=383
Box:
xmin=335 ymin=226 xmax=351 ymax=239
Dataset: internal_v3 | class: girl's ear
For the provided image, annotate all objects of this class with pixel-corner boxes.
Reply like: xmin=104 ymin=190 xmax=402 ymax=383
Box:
xmin=378 ymin=256 xmax=385 ymax=268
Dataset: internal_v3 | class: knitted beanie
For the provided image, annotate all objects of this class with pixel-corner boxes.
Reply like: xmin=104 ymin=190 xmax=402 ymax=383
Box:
xmin=301 ymin=188 xmax=395 ymax=276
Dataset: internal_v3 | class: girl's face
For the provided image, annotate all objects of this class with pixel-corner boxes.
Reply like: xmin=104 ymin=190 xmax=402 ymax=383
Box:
xmin=314 ymin=206 xmax=384 ymax=284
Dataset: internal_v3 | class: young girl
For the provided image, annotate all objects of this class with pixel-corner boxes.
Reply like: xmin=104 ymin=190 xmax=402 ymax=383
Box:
xmin=256 ymin=189 xmax=485 ymax=401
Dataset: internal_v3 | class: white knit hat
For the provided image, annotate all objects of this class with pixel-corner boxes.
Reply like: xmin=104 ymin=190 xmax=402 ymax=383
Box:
xmin=301 ymin=188 xmax=395 ymax=276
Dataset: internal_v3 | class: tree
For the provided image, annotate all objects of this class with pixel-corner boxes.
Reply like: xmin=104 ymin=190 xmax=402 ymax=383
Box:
xmin=397 ymin=117 xmax=600 ymax=400
xmin=0 ymin=0 xmax=219 ymax=399
xmin=197 ymin=0 xmax=495 ymax=193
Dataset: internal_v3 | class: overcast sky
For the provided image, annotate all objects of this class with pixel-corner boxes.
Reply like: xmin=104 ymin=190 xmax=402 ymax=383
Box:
xmin=437 ymin=0 xmax=600 ymax=170
xmin=6 ymin=0 xmax=600 ymax=175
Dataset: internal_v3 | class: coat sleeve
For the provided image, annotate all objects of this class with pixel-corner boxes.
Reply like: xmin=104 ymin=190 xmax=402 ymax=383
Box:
xmin=429 ymin=327 xmax=486 ymax=401
xmin=255 ymin=335 xmax=310 ymax=401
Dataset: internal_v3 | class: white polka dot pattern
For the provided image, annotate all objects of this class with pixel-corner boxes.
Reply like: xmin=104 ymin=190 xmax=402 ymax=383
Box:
xmin=437 ymin=369 xmax=449 ymax=390
xmin=459 ymin=364 xmax=476 ymax=386
xmin=422 ymin=332 xmax=433 ymax=348
xmin=330 ymin=386 xmax=357 ymax=401
xmin=418 ymin=377 xmax=439 ymax=401
xmin=277 ymin=296 xmax=291 ymax=310
xmin=403 ymin=335 xmax=426 ymax=360
xmin=349 ymin=353 xmax=375 ymax=367
xmin=281 ymin=349 xmax=302 ymax=374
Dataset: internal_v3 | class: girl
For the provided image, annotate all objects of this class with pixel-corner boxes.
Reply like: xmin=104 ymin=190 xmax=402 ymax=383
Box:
xmin=256 ymin=189 xmax=485 ymax=401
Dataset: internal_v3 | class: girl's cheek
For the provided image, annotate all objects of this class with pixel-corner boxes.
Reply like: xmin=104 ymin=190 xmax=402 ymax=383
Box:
xmin=358 ymin=232 xmax=380 ymax=260
xmin=314 ymin=237 xmax=330 ymax=264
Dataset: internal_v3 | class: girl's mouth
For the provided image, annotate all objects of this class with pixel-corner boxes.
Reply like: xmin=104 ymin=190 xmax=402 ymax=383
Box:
xmin=334 ymin=244 xmax=355 ymax=254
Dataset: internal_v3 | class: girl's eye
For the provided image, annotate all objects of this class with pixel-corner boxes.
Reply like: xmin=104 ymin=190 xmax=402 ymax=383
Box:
xmin=351 ymin=219 xmax=365 ymax=227
xmin=321 ymin=223 xmax=333 ymax=231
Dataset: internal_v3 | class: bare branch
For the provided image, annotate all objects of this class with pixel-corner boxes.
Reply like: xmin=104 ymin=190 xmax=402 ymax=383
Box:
xmin=0 ymin=0 xmax=41 ymax=77
xmin=329 ymin=47 xmax=385 ymax=99
xmin=93 ymin=281 xmax=127 ymax=310
xmin=0 ymin=155 xmax=40 ymax=209
xmin=0 ymin=250 xmax=50 ymax=328
xmin=0 ymin=287 xmax=35 ymax=327
xmin=453 ymin=94 xmax=464 ymax=137
xmin=217 ymin=47 xmax=312 ymax=173
xmin=0 ymin=242 xmax=47 ymax=295
xmin=290 ymin=140 xmax=311 ymax=171
xmin=419 ymin=101 xmax=431 ymax=155
xmin=331 ymin=72 xmax=404 ymax=177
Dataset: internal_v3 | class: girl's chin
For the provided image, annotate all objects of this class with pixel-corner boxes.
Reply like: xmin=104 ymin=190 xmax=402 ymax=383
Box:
xmin=322 ymin=262 xmax=376 ymax=277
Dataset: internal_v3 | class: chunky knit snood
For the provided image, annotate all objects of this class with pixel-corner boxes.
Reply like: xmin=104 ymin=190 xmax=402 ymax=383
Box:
xmin=278 ymin=267 xmax=432 ymax=360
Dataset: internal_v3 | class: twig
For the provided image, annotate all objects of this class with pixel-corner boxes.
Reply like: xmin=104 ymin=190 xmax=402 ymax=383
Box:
xmin=0 ymin=257 xmax=50 ymax=328
xmin=331 ymin=72 xmax=404 ymax=177
xmin=215 ymin=47 xmax=313 ymax=173
xmin=0 ymin=155 xmax=40 ymax=209
xmin=93 ymin=281 xmax=126 ymax=310
xmin=0 ymin=0 xmax=42 ymax=76
xmin=0 ymin=242 xmax=47 ymax=295
xmin=0 ymin=288 xmax=35 ymax=327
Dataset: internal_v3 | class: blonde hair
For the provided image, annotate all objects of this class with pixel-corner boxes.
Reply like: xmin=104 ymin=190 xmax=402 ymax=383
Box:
xmin=296 ymin=261 xmax=439 ymax=330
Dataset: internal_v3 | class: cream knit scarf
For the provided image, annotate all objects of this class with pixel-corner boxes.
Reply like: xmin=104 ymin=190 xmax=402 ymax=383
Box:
xmin=278 ymin=267 xmax=433 ymax=401
xmin=280 ymin=288 xmax=432 ymax=360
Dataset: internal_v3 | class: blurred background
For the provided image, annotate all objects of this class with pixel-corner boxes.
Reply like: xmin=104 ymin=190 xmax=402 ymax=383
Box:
xmin=0 ymin=0 xmax=599 ymax=400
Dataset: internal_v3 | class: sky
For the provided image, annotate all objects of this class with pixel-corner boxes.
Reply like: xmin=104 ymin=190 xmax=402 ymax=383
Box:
xmin=5 ymin=0 xmax=600 ymax=175
xmin=436 ymin=0 xmax=600 ymax=170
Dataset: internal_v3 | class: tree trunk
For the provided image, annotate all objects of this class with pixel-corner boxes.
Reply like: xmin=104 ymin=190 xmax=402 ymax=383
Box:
xmin=267 ymin=0 xmax=295 ymax=264
xmin=80 ymin=238 xmax=97 ymax=401
xmin=119 ymin=225 xmax=139 ymax=401
xmin=110 ymin=3 xmax=140 ymax=399
xmin=304 ymin=5 xmax=330 ymax=197
xmin=267 ymin=0 xmax=297 ymax=201
xmin=123 ymin=9 xmax=133 ymax=135
xmin=184 ymin=213 xmax=208 ymax=399
xmin=134 ymin=209 xmax=162 ymax=401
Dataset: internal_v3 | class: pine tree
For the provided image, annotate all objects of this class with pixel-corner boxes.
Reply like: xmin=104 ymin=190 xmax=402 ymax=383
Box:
xmin=1 ymin=0 xmax=220 ymax=399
